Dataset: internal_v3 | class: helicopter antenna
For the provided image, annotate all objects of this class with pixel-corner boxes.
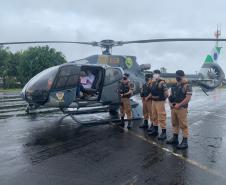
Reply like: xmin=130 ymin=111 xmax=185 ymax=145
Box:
xmin=214 ymin=25 xmax=221 ymax=47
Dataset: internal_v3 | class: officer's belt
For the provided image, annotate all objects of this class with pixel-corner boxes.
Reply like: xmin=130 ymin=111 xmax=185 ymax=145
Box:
xmin=151 ymin=96 xmax=160 ymax=101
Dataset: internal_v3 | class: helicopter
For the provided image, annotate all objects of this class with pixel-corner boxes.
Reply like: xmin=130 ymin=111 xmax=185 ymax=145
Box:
xmin=0 ymin=38 xmax=225 ymax=121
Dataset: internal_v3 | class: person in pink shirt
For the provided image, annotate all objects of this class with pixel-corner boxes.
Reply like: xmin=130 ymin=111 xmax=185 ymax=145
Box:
xmin=80 ymin=70 xmax=95 ymax=89
xmin=77 ymin=71 xmax=95 ymax=98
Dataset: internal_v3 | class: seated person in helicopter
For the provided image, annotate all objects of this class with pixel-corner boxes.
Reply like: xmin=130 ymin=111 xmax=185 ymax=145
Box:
xmin=76 ymin=70 xmax=96 ymax=98
xmin=81 ymin=70 xmax=95 ymax=89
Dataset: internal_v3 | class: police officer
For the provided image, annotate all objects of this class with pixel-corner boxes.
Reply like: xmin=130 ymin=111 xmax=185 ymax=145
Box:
xmin=119 ymin=73 xmax=133 ymax=129
xmin=167 ymin=70 xmax=192 ymax=149
xmin=139 ymin=73 xmax=153 ymax=129
xmin=148 ymin=70 xmax=168 ymax=140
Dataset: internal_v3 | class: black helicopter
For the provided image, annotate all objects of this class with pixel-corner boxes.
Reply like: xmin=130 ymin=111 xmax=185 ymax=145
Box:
xmin=1 ymin=38 xmax=225 ymax=120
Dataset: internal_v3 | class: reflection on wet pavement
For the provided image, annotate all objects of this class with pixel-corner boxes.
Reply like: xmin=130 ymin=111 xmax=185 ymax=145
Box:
xmin=0 ymin=88 xmax=226 ymax=184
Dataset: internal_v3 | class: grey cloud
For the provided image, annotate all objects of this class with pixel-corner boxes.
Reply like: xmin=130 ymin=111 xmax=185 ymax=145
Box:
xmin=1 ymin=0 xmax=226 ymax=73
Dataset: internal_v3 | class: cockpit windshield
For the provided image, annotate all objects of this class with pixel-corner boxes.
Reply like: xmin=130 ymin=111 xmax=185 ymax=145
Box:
xmin=26 ymin=66 xmax=59 ymax=93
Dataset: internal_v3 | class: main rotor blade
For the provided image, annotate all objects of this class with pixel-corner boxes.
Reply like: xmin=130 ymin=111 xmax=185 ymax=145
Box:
xmin=121 ymin=38 xmax=226 ymax=44
xmin=1 ymin=38 xmax=226 ymax=47
xmin=0 ymin=41 xmax=97 ymax=46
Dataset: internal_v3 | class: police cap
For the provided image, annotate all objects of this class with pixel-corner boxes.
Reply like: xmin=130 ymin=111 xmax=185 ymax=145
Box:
xmin=153 ymin=69 xmax=161 ymax=74
xmin=145 ymin=72 xmax=153 ymax=78
xmin=124 ymin=73 xmax=130 ymax=77
xmin=176 ymin=70 xmax=185 ymax=77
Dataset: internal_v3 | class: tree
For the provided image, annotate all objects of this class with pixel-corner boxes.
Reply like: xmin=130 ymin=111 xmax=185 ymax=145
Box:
xmin=0 ymin=47 xmax=12 ymax=87
xmin=17 ymin=46 xmax=67 ymax=86
xmin=0 ymin=45 xmax=67 ymax=88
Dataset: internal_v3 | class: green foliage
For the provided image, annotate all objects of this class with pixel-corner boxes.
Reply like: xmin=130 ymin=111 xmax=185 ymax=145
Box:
xmin=0 ymin=47 xmax=12 ymax=87
xmin=4 ymin=77 xmax=20 ymax=88
xmin=0 ymin=45 xmax=67 ymax=88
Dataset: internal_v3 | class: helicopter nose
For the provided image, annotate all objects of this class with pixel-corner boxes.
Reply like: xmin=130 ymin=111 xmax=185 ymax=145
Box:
xmin=20 ymin=83 xmax=28 ymax=100
xmin=20 ymin=91 xmax=25 ymax=100
xmin=20 ymin=66 xmax=59 ymax=105
xmin=20 ymin=83 xmax=34 ymax=102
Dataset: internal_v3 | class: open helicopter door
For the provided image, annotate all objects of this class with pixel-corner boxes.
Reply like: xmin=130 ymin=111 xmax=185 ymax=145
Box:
xmin=47 ymin=64 xmax=80 ymax=108
xmin=101 ymin=67 xmax=123 ymax=105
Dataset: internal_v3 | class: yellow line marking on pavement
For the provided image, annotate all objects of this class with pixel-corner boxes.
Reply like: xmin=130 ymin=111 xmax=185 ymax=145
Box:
xmin=111 ymin=123 xmax=226 ymax=180
xmin=131 ymin=131 xmax=226 ymax=180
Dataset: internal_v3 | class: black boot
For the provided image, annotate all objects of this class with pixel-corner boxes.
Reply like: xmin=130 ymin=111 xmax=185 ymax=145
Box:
xmin=148 ymin=126 xmax=158 ymax=136
xmin=139 ymin=120 xmax=148 ymax=129
xmin=120 ymin=117 xmax=125 ymax=127
xmin=177 ymin=137 xmax=188 ymax=149
xmin=166 ymin=134 xmax=179 ymax=145
xmin=147 ymin=123 xmax=154 ymax=132
xmin=127 ymin=120 xmax=132 ymax=129
xmin=158 ymin=129 xmax=167 ymax=140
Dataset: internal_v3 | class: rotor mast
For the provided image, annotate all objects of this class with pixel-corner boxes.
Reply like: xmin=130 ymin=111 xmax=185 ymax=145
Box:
xmin=96 ymin=40 xmax=123 ymax=55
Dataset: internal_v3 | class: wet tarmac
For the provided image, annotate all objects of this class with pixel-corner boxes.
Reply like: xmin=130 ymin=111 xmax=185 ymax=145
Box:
xmin=0 ymin=88 xmax=226 ymax=185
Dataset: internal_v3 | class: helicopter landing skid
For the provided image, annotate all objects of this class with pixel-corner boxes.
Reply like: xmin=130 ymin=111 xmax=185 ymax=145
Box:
xmin=61 ymin=113 xmax=141 ymax=125
xmin=69 ymin=114 xmax=81 ymax=123
xmin=59 ymin=99 xmax=143 ymax=125
xmin=60 ymin=106 xmax=109 ymax=115
xmin=59 ymin=106 xmax=110 ymax=124
xmin=25 ymin=104 xmax=40 ymax=114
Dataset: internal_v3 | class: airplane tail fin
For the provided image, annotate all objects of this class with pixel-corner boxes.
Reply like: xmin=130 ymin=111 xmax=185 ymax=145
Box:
xmin=204 ymin=46 xmax=222 ymax=64
xmin=197 ymin=44 xmax=225 ymax=90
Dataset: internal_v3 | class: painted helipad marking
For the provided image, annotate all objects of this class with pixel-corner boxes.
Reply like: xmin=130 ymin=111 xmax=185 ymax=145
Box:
xmin=111 ymin=123 xmax=226 ymax=180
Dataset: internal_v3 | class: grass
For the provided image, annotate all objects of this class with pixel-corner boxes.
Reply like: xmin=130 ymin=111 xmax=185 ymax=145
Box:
xmin=0 ymin=88 xmax=22 ymax=93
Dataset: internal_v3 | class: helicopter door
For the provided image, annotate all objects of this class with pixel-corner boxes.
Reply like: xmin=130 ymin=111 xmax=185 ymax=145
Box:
xmin=48 ymin=65 xmax=80 ymax=107
xmin=101 ymin=67 xmax=123 ymax=104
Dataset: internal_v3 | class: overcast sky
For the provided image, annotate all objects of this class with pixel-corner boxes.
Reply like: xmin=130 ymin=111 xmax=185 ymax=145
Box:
xmin=1 ymin=0 xmax=226 ymax=73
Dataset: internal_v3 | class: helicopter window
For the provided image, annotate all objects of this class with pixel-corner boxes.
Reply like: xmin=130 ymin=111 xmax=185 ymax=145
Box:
xmin=67 ymin=75 xmax=79 ymax=86
xmin=55 ymin=77 xmax=68 ymax=89
xmin=59 ymin=67 xmax=71 ymax=76
xmin=54 ymin=65 xmax=80 ymax=89
xmin=104 ymin=68 xmax=123 ymax=85
xmin=26 ymin=66 xmax=59 ymax=92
